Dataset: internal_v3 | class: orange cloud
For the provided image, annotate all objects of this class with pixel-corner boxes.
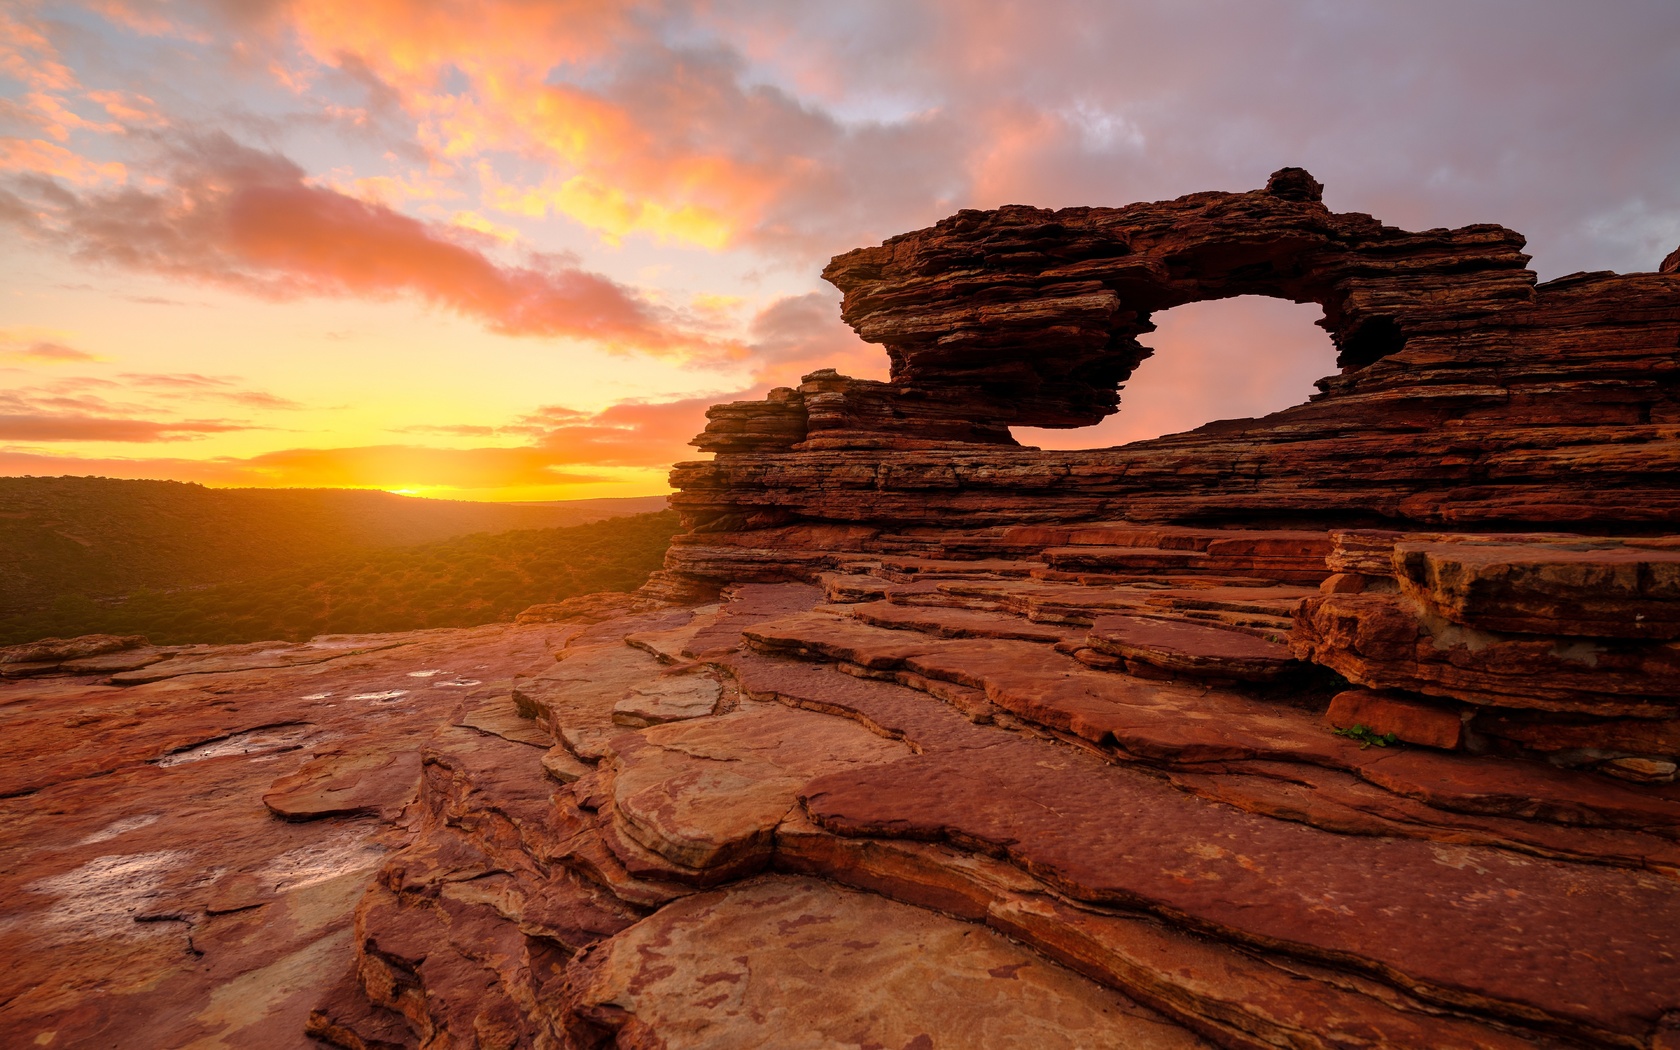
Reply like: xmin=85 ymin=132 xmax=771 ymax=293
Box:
xmin=83 ymin=89 xmax=168 ymax=127
xmin=743 ymin=292 xmax=887 ymax=384
xmin=0 ymin=10 xmax=75 ymax=93
xmin=2 ymin=135 xmax=736 ymax=357
xmin=0 ymin=388 xmax=726 ymax=495
xmin=4 ymin=342 xmax=97 ymax=363
xmin=0 ymin=138 xmax=127 ymax=185
xmin=83 ymin=0 xmax=209 ymax=41
xmin=0 ymin=372 xmax=301 ymax=440
xmin=0 ymin=412 xmax=250 ymax=442
xmin=288 ymin=0 xmax=633 ymax=88
xmin=278 ymin=2 xmax=819 ymax=251
xmin=394 ymin=391 xmax=741 ymax=469
xmin=528 ymin=392 xmax=742 ymax=466
xmin=119 ymin=373 xmax=305 ymax=410
xmin=0 ymin=329 xmax=101 ymax=363
xmin=229 ymin=444 xmax=604 ymax=490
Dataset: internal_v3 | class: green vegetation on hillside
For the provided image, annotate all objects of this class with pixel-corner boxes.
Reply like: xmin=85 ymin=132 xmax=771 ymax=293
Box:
xmin=0 ymin=476 xmax=668 ymax=615
xmin=0 ymin=511 xmax=680 ymax=646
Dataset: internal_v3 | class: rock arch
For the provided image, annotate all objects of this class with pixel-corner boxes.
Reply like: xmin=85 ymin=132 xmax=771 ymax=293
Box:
xmin=679 ymin=171 xmax=1680 ymax=538
xmin=816 ymin=167 xmax=1533 ymax=438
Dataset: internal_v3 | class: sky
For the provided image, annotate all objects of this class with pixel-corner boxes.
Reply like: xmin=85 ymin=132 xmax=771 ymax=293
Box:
xmin=2 ymin=0 xmax=1677 ymax=502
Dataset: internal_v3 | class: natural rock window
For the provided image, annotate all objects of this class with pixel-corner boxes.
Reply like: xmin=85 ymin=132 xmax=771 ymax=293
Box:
xmin=1012 ymin=296 xmax=1338 ymax=449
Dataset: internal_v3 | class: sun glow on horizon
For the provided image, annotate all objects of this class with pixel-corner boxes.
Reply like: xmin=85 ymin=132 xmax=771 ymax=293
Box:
xmin=2 ymin=1 xmax=1674 ymax=498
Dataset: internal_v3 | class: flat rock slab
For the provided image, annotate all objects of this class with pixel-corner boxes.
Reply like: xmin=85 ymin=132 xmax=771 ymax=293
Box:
xmin=1087 ymin=614 xmax=1295 ymax=681
xmin=1044 ymin=546 xmax=1211 ymax=571
xmin=0 ymin=621 xmax=565 ymax=1048
xmin=0 ymin=633 xmax=149 ymax=666
xmin=928 ymin=577 xmax=1309 ymax=632
xmin=879 ymin=556 xmax=1042 ymax=579
xmin=455 ymin=695 xmax=554 ymax=747
xmin=625 ymin=604 xmax=725 ymax=661
xmin=612 ymin=671 xmax=721 ymax=727
xmin=541 ymin=744 xmax=593 ymax=783
xmin=801 ymin=736 xmax=1680 ymax=1042
xmin=745 ymin=613 xmax=1680 ymax=832
xmin=679 ymin=582 xmax=829 ymax=657
xmin=774 ymin=815 xmax=1549 ymax=1050
xmin=512 ymin=640 xmax=670 ymax=735
xmin=262 ymin=749 xmax=422 ymax=820
xmin=721 ymin=650 xmax=999 ymax=753
xmin=607 ymin=705 xmax=908 ymax=874
xmin=108 ymin=637 xmax=413 ymax=684
xmin=1294 ymin=591 xmax=1680 ymax=715
xmin=848 ymin=600 xmax=1074 ymax=642
xmin=1326 ymin=688 xmax=1467 ymax=749
xmin=1395 ymin=539 xmax=1680 ymax=639
xmin=567 ymin=874 xmax=1208 ymax=1050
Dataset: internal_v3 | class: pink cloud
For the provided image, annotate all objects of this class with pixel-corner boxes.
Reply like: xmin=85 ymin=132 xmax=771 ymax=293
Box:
xmin=0 ymin=374 xmax=291 ymax=441
xmin=119 ymin=372 xmax=305 ymax=409
xmin=0 ymin=412 xmax=249 ymax=442
xmin=1 ymin=135 xmax=736 ymax=357
xmin=0 ymin=138 xmax=126 ymax=185
xmin=744 ymin=291 xmax=887 ymax=384
xmin=0 ymin=340 xmax=98 ymax=363
xmin=522 ymin=391 xmax=749 ymax=466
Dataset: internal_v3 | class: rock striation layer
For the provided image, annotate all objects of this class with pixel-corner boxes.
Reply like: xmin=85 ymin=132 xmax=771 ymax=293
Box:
xmin=306 ymin=173 xmax=1680 ymax=1049
xmin=9 ymin=174 xmax=1680 ymax=1049
xmin=673 ymin=169 xmax=1680 ymax=545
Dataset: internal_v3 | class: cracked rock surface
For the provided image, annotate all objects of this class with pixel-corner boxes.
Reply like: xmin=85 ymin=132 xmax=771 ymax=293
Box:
xmin=9 ymin=175 xmax=1680 ymax=1048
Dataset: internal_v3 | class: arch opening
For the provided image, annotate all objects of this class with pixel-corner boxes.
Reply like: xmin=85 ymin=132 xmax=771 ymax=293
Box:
xmin=1337 ymin=316 xmax=1408 ymax=370
xmin=1011 ymin=296 xmax=1339 ymax=450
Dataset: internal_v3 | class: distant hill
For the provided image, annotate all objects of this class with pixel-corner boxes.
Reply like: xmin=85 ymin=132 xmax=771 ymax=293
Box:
xmin=0 ymin=510 xmax=681 ymax=646
xmin=0 ymin=476 xmax=668 ymax=615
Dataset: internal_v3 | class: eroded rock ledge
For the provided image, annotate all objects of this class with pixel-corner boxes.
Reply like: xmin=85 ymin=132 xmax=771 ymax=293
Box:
xmin=301 ymin=175 xmax=1680 ymax=1047
xmin=8 ymin=174 xmax=1680 ymax=1048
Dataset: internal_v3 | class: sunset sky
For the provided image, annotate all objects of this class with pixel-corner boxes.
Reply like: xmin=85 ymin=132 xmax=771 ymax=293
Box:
xmin=3 ymin=1 xmax=1677 ymax=501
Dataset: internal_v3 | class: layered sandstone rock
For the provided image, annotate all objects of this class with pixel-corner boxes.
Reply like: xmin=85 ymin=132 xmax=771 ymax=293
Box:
xmin=11 ymin=174 xmax=1680 ymax=1048
xmin=301 ymin=573 xmax=1680 ymax=1050
xmin=669 ymin=171 xmax=1680 ymax=545
xmin=0 ymin=622 xmax=576 ymax=1047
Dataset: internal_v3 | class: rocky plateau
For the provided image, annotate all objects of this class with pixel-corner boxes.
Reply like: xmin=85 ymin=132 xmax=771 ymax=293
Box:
xmin=5 ymin=170 xmax=1680 ymax=1049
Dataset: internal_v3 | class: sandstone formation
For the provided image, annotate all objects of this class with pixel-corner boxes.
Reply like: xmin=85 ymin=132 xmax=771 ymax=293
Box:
xmin=0 ymin=624 xmax=573 ymax=1047
xmin=8 ymin=172 xmax=1680 ymax=1048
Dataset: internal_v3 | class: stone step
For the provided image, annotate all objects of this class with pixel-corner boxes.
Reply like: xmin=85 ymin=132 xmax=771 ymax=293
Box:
xmin=1029 ymin=566 xmax=1285 ymax=588
xmin=776 ymin=813 xmax=1551 ymax=1050
xmin=1394 ymin=539 xmax=1680 ymax=639
xmin=799 ymin=736 xmax=1680 ymax=1047
xmin=1294 ymin=590 xmax=1680 ymax=716
xmin=1159 ymin=759 xmax=1680 ymax=874
xmin=847 ymin=600 xmax=1078 ymax=643
xmin=1044 ymin=546 xmax=1211 ymax=571
xmin=565 ymin=874 xmax=1212 ymax=1050
xmin=926 ymin=577 xmax=1307 ymax=635
xmin=725 ymin=649 xmax=1680 ymax=874
xmin=1018 ymin=527 xmax=1334 ymax=584
xmin=740 ymin=613 xmax=1680 ymax=836
xmin=597 ymin=704 xmax=909 ymax=879
xmin=876 ymin=555 xmax=1043 ymax=582
xmin=1086 ymin=614 xmax=1297 ymax=682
